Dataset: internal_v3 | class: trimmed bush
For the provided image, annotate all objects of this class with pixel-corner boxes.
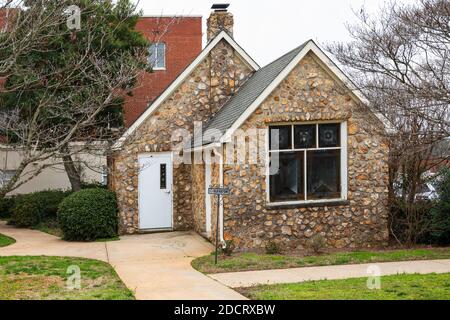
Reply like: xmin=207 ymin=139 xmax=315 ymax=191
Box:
xmin=35 ymin=190 xmax=71 ymax=218
xmin=81 ymin=182 xmax=107 ymax=189
xmin=9 ymin=190 xmax=70 ymax=227
xmin=10 ymin=194 xmax=41 ymax=227
xmin=0 ymin=196 xmax=16 ymax=219
xmin=58 ymin=188 xmax=118 ymax=241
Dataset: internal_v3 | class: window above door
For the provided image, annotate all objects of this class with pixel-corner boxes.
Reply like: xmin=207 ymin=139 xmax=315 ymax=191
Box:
xmin=268 ymin=122 xmax=348 ymax=205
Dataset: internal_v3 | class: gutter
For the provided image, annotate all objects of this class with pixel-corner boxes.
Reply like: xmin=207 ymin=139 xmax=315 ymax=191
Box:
xmin=216 ymin=145 xmax=226 ymax=247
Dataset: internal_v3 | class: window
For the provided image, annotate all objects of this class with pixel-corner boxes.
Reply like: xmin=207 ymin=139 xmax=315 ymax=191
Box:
xmin=101 ymin=166 xmax=108 ymax=186
xmin=149 ymin=43 xmax=166 ymax=70
xmin=268 ymin=123 xmax=347 ymax=204
xmin=0 ymin=170 xmax=16 ymax=188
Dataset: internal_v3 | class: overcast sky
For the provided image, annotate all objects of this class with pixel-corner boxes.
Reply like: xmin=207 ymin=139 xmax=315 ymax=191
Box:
xmin=137 ymin=0 xmax=418 ymax=66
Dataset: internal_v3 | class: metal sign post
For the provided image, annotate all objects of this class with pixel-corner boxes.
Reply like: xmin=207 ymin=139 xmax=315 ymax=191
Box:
xmin=208 ymin=186 xmax=231 ymax=265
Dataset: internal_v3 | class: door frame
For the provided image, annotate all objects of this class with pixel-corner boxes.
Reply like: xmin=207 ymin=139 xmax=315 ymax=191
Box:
xmin=138 ymin=152 xmax=174 ymax=231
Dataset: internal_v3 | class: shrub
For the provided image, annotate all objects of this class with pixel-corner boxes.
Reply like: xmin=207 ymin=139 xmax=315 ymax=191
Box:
xmin=58 ymin=188 xmax=118 ymax=241
xmin=81 ymin=182 xmax=107 ymax=189
xmin=0 ymin=196 xmax=16 ymax=219
xmin=265 ymin=240 xmax=280 ymax=255
xmin=389 ymin=198 xmax=433 ymax=245
xmin=36 ymin=190 xmax=71 ymax=219
xmin=309 ymin=234 xmax=326 ymax=254
xmin=10 ymin=194 xmax=42 ymax=227
xmin=431 ymin=169 xmax=450 ymax=245
xmin=9 ymin=190 xmax=70 ymax=227
xmin=221 ymin=240 xmax=235 ymax=256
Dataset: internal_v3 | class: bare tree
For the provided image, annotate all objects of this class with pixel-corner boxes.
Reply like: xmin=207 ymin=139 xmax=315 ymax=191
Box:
xmin=327 ymin=0 xmax=450 ymax=244
xmin=0 ymin=0 xmax=148 ymax=196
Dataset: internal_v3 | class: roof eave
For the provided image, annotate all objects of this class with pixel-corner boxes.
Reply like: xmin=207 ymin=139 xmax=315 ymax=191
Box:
xmin=219 ymin=40 xmax=395 ymax=143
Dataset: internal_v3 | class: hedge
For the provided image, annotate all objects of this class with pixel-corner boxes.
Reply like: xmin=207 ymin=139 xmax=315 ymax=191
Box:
xmin=0 ymin=196 xmax=16 ymax=219
xmin=58 ymin=188 xmax=118 ymax=241
xmin=9 ymin=190 xmax=70 ymax=227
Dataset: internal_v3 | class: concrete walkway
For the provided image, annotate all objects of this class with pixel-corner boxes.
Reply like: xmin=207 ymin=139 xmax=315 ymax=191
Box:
xmin=209 ymin=259 xmax=450 ymax=288
xmin=0 ymin=221 xmax=245 ymax=300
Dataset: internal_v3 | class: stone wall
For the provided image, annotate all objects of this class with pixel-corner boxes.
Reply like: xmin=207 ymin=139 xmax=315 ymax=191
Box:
xmin=222 ymin=52 xmax=390 ymax=250
xmin=111 ymin=40 xmax=254 ymax=234
xmin=191 ymin=162 xmax=206 ymax=234
xmin=207 ymin=11 xmax=234 ymax=41
xmin=209 ymin=40 xmax=252 ymax=116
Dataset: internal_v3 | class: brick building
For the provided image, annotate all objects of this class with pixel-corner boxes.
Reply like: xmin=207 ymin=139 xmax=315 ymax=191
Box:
xmin=124 ymin=16 xmax=202 ymax=127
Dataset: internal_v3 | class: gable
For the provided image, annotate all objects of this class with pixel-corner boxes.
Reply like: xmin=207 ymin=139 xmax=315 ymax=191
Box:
xmin=192 ymin=40 xmax=392 ymax=149
xmin=241 ymin=52 xmax=367 ymax=129
xmin=113 ymin=31 xmax=260 ymax=149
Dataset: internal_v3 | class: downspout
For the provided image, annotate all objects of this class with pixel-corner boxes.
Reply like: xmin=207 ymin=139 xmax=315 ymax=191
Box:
xmin=216 ymin=145 xmax=225 ymax=247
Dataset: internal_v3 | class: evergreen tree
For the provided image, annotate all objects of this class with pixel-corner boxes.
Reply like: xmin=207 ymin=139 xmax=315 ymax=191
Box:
xmin=0 ymin=0 xmax=149 ymax=191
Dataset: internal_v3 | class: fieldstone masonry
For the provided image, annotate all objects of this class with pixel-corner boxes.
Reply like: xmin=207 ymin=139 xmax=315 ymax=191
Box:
xmin=207 ymin=10 xmax=234 ymax=41
xmin=222 ymin=53 xmax=389 ymax=249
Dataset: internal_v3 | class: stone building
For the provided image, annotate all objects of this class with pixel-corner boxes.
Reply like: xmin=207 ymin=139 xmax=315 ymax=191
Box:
xmin=111 ymin=5 xmax=391 ymax=250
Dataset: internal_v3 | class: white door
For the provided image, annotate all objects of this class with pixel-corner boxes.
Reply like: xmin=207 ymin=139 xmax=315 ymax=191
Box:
xmin=205 ymin=162 xmax=212 ymax=236
xmin=138 ymin=153 xmax=173 ymax=230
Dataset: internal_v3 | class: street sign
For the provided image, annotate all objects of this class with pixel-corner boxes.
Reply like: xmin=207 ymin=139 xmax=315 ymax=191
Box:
xmin=208 ymin=186 xmax=231 ymax=265
xmin=208 ymin=187 xmax=231 ymax=195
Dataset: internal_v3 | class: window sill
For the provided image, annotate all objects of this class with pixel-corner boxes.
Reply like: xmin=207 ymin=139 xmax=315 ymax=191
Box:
xmin=152 ymin=67 xmax=166 ymax=71
xmin=265 ymin=200 xmax=350 ymax=210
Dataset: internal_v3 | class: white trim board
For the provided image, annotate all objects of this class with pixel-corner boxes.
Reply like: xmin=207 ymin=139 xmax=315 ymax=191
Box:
xmin=265 ymin=121 xmax=348 ymax=205
xmin=113 ymin=31 xmax=260 ymax=149
xmin=220 ymin=40 xmax=393 ymax=145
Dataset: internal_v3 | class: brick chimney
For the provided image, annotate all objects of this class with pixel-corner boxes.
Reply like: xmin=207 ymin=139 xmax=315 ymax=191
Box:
xmin=207 ymin=4 xmax=234 ymax=41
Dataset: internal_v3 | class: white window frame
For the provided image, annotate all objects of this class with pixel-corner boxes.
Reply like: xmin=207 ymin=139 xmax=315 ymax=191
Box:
xmin=149 ymin=43 xmax=166 ymax=70
xmin=266 ymin=121 xmax=348 ymax=206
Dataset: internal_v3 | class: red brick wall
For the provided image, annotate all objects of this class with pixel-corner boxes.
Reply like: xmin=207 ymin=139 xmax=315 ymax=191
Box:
xmin=124 ymin=16 xmax=202 ymax=127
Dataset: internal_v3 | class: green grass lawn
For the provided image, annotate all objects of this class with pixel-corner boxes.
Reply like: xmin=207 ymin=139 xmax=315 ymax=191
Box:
xmin=0 ymin=256 xmax=134 ymax=300
xmin=192 ymin=248 xmax=450 ymax=274
xmin=0 ymin=233 xmax=15 ymax=247
xmin=238 ymin=273 xmax=450 ymax=300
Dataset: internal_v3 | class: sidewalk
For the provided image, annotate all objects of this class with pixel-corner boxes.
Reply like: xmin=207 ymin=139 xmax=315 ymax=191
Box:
xmin=208 ymin=259 xmax=450 ymax=288
xmin=0 ymin=221 xmax=245 ymax=300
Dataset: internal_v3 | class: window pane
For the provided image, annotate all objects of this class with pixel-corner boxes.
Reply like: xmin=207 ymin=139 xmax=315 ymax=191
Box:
xmin=156 ymin=43 xmax=165 ymax=68
xmin=270 ymin=152 xmax=304 ymax=202
xmin=269 ymin=126 xmax=291 ymax=150
xmin=319 ymin=123 xmax=340 ymax=148
xmin=148 ymin=44 xmax=157 ymax=67
xmin=0 ymin=170 xmax=16 ymax=187
xmin=294 ymin=125 xmax=316 ymax=149
xmin=307 ymin=150 xmax=341 ymax=199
